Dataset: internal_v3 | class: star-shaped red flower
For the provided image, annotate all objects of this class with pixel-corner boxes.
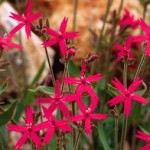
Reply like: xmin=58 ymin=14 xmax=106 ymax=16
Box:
xmin=43 ymin=17 xmax=79 ymax=56
xmin=108 ymin=77 xmax=147 ymax=116
xmin=7 ymin=107 xmax=47 ymax=149
xmin=9 ymin=0 xmax=41 ymax=38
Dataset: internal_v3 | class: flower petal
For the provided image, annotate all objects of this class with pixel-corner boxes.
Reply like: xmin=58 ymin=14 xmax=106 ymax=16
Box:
xmin=25 ymin=0 xmax=32 ymax=16
xmin=32 ymin=122 xmax=49 ymax=132
xmin=26 ymin=107 xmax=33 ymax=124
xmin=71 ymin=114 xmax=85 ymax=122
xmin=108 ymin=95 xmax=124 ymax=106
xmin=114 ymin=43 xmax=124 ymax=51
xmin=124 ymin=99 xmax=131 ymax=116
xmin=90 ymin=113 xmax=108 ymax=120
xmin=140 ymin=144 xmax=150 ymax=150
xmin=43 ymin=127 xmax=55 ymax=144
xmin=43 ymin=38 xmax=58 ymax=47
xmin=36 ymin=97 xmax=54 ymax=104
xmin=9 ymin=12 xmax=24 ymax=22
xmin=55 ymin=80 xmax=61 ymax=97
xmin=139 ymin=18 xmax=150 ymax=34
xmin=7 ymin=42 xmax=23 ymax=50
xmin=85 ymin=74 xmax=102 ymax=83
xmin=64 ymin=32 xmax=79 ymax=39
xmin=28 ymin=12 xmax=42 ymax=22
xmin=7 ymin=124 xmax=26 ymax=132
xmin=59 ymin=17 xmax=68 ymax=33
xmin=85 ymin=118 xmax=92 ymax=134
xmin=15 ymin=132 xmax=29 ymax=150
xmin=131 ymin=94 xmax=147 ymax=104
xmin=30 ymin=132 xmax=42 ymax=148
xmin=58 ymin=102 xmax=70 ymax=117
xmin=46 ymin=27 xmax=58 ymax=37
xmin=59 ymin=39 xmax=67 ymax=56
xmin=63 ymin=77 xmax=80 ymax=84
xmin=25 ymin=24 xmax=31 ymax=38
xmin=145 ymin=42 xmax=150 ymax=57
xmin=132 ymin=35 xmax=149 ymax=42
xmin=128 ymin=77 xmax=142 ymax=93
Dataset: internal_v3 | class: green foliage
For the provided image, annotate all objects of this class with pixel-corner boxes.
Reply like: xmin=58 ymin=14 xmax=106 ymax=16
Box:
xmin=0 ymin=81 xmax=7 ymax=95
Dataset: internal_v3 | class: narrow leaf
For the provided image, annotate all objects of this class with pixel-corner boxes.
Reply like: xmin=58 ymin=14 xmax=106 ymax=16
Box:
xmin=0 ymin=81 xmax=7 ymax=95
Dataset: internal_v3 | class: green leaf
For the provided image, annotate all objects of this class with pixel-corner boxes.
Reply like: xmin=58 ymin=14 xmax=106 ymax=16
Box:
xmin=138 ymin=125 xmax=149 ymax=134
xmin=107 ymin=84 xmax=120 ymax=96
xmin=0 ymin=81 xmax=7 ymax=95
xmin=98 ymin=122 xmax=111 ymax=150
xmin=135 ymin=82 xmax=147 ymax=96
xmin=0 ymin=101 xmax=17 ymax=126
xmin=24 ymin=62 xmax=46 ymax=105
xmin=29 ymin=86 xmax=54 ymax=95
xmin=69 ymin=61 xmax=80 ymax=76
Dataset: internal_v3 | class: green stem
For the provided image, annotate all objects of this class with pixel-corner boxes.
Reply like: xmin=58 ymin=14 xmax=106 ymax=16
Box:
xmin=91 ymin=0 xmax=113 ymax=74
xmin=117 ymin=0 xmax=124 ymax=15
xmin=74 ymin=130 xmax=82 ymax=150
xmin=44 ymin=47 xmax=55 ymax=86
xmin=120 ymin=116 xmax=128 ymax=150
xmin=72 ymin=0 xmax=78 ymax=32
xmin=134 ymin=53 xmax=145 ymax=80
xmin=114 ymin=116 xmax=119 ymax=150
xmin=123 ymin=59 xmax=128 ymax=87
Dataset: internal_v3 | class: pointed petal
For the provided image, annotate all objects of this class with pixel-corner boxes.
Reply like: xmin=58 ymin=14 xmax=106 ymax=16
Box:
xmin=43 ymin=127 xmax=55 ymax=144
xmin=114 ymin=43 xmax=124 ymax=51
xmin=131 ymin=94 xmax=147 ymax=104
xmin=59 ymin=39 xmax=67 ymax=56
xmin=58 ymin=125 xmax=72 ymax=132
xmin=9 ymin=12 xmax=24 ymax=22
xmin=55 ymin=80 xmax=61 ymax=97
xmin=63 ymin=77 xmax=80 ymax=84
xmin=85 ymin=74 xmax=102 ymax=83
xmin=7 ymin=124 xmax=26 ymax=132
xmin=90 ymin=113 xmax=108 ymax=120
xmin=124 ymin=99 xmax=131 ymax=116
xmin=59 ymin=17 xmax=68 ymax=33
xmin=145 ymin=42 xmax=150 ymax=57
xmin=63 ymin=94 xmax=79 ymax=102
xmin=28 ymin=12 xmax=42 ymax=22
xmin=43 ymin=38 xmax=58 ymax=47
xmin=46 ymin=27 xmax=58 ymax=37
xmin=140 ymin=144 xmax=150 ymax=150
xmin=56 ymin=120 xmax=72 ymax=131
xmin=132 ymin=35 xmax=149 ymax=42
xmin=26 ymin=107 xmax=33 ymax=124
xmin=139 ymin=18 xmax=150 ymax=34
xmin=25 ymin=24 xmax=31 ymax=38
xmin=15 ymin=132 xmax=29 ymax=150
xmin=7 ymin=42 xmax=23 ymax=50
xmin=63 ymin=32 xmax=79 ymax=39
xmin=76 ymin=97 xmax=87 ymax=113
xmin=32 ymin=122 xmax=49 ymax=132
xmin=30 ymin=132 xmax=42 ymax=148
xmin=128 ymin=77 xmax=142 ymax=93
xmin=25 ymin=0 xmax=32 ymax=16
xmin=71 ymin=114 xmax=85 ymax=122
xmin=47 ymin=103 xmax=57 ymax=115
xmin=85 ymin=118 xmax=92 ymax=134
xmin=108 ymin=95 xmax=124 ymax=106
xmin=58 ymin=102 xmax=70 ymax=117
xmin=137 ymin=131 xmax=150 ymax=138
xmin=112 ymin=78 xmax=126 ymax=94
xmin=36 ymin=97 xmax=54 ymax=104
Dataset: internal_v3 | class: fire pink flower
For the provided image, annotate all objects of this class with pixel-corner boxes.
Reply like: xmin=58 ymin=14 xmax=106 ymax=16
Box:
xmin=41 ymin=106 xmax=72 ymax=144
xmin=36 ymin=80 xmax=77 ymax=117
xmin=118 ymin=9 xmax=139 ymax=28
xmin=114 ymin=36 xmax=135 ymax=61
xmin=108 ymin=77 xmax=147 ymax=116
xmin=63 ymin=62 xmax=102 ymax=97
xmin=43 ymin=17 xmax=79 ymax=56
xmin=133 ymin=18 xmax=150 ymax=56
xmin=7 ymin=107 xmax=47 ymax=149
xmin=71 ymin=104 xmax=108 ymax=134
xmin=135 ymin=130 xmax=150 ymax=150
xmin=0 ymin=29 xmax=22 ymax=51
xmin=9 ymin=0 xmax=41 ymax=38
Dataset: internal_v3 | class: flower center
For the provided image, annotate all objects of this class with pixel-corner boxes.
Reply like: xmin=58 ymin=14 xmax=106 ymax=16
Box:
xmin=85 ymin=108 xmax=91 ymax=117
xmin=26 ymin=123 xmax=32 ymax=132
xmin=125 ymin=91 xmax=130 ymax=97
xmin=58 ymin=32 xmax=63 ymax=39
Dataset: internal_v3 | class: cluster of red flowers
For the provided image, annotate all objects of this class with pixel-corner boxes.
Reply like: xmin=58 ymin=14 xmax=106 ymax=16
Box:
xmin=1 ymin=1 xmax=150 ymax=150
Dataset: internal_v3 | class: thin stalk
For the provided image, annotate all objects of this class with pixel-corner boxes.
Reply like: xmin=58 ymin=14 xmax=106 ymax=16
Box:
xmin=114 ymin=116 xmax=119 ymax=150
xmin=120 ymin=59 xmax=128 ymax=150
xmin=120 ymin=117 xmax=128 ymax=150
xmin=91 ymin=0 xmax=113 ymax=74
xmin=72 ymin=0 xmax=78 ymax=32
xmin=44 ymin=47 xmax=55 ymax=86
xmin=74 ymin=130 xmax=82 ymax=150
xmin=117 ymin=0 xmax=124 ymax=16
xmin=134 ymin=53 xmax=145 ymax=80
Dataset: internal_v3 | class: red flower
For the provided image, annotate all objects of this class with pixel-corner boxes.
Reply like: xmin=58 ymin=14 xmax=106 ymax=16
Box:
xmin=9 ymin=0 xmax=41 ymax=38
xmin=71 ymin=104 xmax=108 ymax=134
xmin=0 ymin=29 xmax=22 ymax=51
xmin=108 ymin=77 xmax=147 ymax=116
xmin=7 ymin=107 xmax=46 ymax=149
xmin=63 ymin=63 xmax=102 ymax=97
xmin=43 ymin=17 xmax=79 ymax=56
xmin=118 ymin=9 xmax=139 ymax=29
xmin=133 ymin=19 xmax=150 ymax=56
xmin=41 ymin=106 xmax=72 ymax=144
xmin=135 ymin=130 xmax=150 ymax=150
xmin=114 ymin=36 xmax=135 ymax=61
xmin=36 ymin=80 xmax=77 ymax=117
